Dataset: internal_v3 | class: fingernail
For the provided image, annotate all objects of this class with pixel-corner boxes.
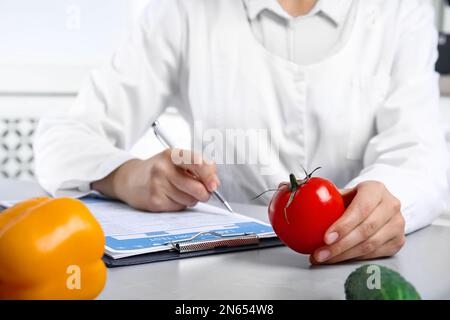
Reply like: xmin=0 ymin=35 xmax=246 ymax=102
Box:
xmin=317 ymin=250 xmax=331 ymax=262
xmin=325 ymin=232 xmax=339 ymax=245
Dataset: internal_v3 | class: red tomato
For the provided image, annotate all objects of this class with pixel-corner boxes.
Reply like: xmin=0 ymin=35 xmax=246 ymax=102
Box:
xmin=268 ymin=174 xmax=345 ymax=254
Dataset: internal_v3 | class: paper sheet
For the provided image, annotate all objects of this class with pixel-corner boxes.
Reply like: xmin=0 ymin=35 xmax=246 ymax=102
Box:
xmin=82 ymin=199 xmax=275 ymax=259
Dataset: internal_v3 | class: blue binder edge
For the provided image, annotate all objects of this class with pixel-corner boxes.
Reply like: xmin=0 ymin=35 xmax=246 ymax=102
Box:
xmin=102 ymin=237 xmax=283 ymax=268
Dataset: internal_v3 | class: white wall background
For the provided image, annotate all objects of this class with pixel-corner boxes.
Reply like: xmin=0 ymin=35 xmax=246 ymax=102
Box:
xmin=0 ymin=0 xmax=130 ymax=65
xmin=0 ymin=0 xmax=132 ymax=94
xmin=0 ymin=0 xmax=189 ymax=163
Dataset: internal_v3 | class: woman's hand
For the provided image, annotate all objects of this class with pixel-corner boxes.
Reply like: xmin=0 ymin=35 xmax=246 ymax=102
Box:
xmin=92 ymin=149 xmax=219 ymax=212
xmin=310 ymin=181 xmax=406 ymax=264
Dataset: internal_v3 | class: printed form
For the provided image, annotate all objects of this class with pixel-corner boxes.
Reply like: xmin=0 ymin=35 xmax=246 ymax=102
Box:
xmin=83 ymin=199 xmax=275 ymax=259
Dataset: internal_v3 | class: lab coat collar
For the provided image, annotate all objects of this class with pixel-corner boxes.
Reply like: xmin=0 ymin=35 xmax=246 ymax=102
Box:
xmin=243 ymin=0 xmax=353 ymax=26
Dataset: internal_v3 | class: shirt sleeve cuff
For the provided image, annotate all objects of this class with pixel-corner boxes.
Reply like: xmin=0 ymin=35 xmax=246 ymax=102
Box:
xmin=344 ymin=166 xmax=447 ymax=234
xmin=48 ymin=152 xmax=137 ymax=199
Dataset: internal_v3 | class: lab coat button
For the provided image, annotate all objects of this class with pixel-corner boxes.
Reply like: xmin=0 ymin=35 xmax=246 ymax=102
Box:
xmin=366 ymin=6 xmax=380 ymax=29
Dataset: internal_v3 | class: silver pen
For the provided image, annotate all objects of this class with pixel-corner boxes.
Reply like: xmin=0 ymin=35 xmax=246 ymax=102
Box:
xmin=151 ymin=120 xmax=233 ymax=213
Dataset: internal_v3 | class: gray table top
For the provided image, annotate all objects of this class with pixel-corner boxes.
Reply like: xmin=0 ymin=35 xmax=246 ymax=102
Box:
xmin=1 ymin=179 xmax=449 ymax=300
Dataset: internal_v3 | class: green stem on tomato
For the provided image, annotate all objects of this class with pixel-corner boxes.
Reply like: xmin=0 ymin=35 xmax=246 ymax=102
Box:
xmin=283 ymin=167 xmax=321 ymax=224
xmin=289 ymin=173 xmax=299 ymax=192
xmin=250 ymin=188 xmax=282 ymax=201
xmin=251 ymin=166 xmax=323 ymax=224
xmin=284 ymin=173 xmax=300 ymax=224
xmin=307 ymin=166 xmax=322 ymax=179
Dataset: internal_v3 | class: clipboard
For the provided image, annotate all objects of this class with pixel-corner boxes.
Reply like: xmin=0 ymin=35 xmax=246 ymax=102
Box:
xmin=102 ymin=231 xmax=283 ymax=268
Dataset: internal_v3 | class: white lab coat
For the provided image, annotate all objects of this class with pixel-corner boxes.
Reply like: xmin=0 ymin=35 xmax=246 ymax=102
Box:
xmin=34 ymin=0 xmax=449 ymax=234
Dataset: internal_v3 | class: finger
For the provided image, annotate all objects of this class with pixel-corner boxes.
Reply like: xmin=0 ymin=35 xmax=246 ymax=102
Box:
xmin=317 ymin=198 xmax=398 ymax=261
xmin=170 ymin=149 xmax=219 ymax=192
xmin=163 ymin=194 xmax=188 ymax=212
xmin=341 ymin=188 xmax=357 ymax=208
xmin=313 ymin=214 xmax=405 ymax=264
xmin=168 ymin=167 xmax=211 ymax=202
xmin=165 ymin=180 xmax=199 ymax=207
xmin=309 ymin=254 xmax=319 ymax=265
xmin=146 ymin=191 xmax=187 ymax=212
xmin=324 ymin=181 xmax=385 ymax=245
xmin=355 ymin=234 xmax=406 ymax=261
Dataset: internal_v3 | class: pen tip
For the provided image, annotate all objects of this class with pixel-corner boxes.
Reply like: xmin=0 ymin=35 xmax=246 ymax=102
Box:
xmin=225 ymin=202 xmax=233 ymax=213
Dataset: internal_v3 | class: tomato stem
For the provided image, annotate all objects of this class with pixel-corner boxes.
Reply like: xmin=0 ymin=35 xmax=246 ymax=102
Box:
xmin=251 ymin=166 xmax=323 ymax=224
xmin=283 ymin=167 xmax=322 ymax=224
xmin=289 ymin=173 xmax=298 ymax=192
xmin=250 ymin=188 xmax=282 ymax=201
xmin=307 ymin=166 xmax=322 ymax=179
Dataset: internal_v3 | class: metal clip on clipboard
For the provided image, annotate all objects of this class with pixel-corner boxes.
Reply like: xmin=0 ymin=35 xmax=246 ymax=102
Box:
xmin=169 ymin=231 xmax=260 ymax=253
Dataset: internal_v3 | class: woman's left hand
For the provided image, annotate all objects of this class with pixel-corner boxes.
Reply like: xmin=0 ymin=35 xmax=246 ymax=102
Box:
xmin=310 ymin=181 xmax=406 ymax=264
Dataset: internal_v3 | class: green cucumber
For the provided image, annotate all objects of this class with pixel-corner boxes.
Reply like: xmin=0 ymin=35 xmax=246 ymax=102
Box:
xmin=345 ymin=264 xmax=421 ymax=300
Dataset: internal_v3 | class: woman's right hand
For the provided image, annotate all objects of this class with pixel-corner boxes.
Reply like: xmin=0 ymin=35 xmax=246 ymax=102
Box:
xmin=92 ymin=149 xmax=220 ymax=212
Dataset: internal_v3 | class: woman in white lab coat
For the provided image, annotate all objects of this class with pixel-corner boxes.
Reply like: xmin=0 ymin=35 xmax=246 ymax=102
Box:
xmin=34 ymin=0 xmax=449 ymax=264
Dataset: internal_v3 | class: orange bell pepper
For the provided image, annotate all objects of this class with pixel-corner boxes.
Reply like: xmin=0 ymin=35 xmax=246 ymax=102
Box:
xmin=0 ymin=197 xmax=107 ymax=300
